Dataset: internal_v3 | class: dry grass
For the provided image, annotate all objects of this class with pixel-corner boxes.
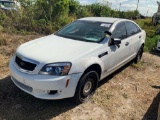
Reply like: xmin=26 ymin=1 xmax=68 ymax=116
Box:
xmin=0 ymin=32 xmax=160 ymax=120
xmin=0 ymin=31 xmax=43 ymax=76
xmin=0 ymin=38 xmax=7 ymax=46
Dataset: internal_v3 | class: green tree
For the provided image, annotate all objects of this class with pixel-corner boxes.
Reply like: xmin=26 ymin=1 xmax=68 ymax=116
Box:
xmin=69 ymin=0 xmax=80 ymax=14
xmin=36 ymin=0 xmax=69 ymax=21
xmin=90 ymin=3 xmax=111 ymax=17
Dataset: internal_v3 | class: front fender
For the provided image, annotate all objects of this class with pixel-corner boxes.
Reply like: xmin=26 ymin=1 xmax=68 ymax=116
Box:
xmin=69 ymin=57 xmax=104 ymax=75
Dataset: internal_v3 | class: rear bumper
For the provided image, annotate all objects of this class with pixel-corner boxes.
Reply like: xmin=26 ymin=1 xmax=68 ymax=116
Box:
xmin=9 ymin=58 xmax=82 ymax=100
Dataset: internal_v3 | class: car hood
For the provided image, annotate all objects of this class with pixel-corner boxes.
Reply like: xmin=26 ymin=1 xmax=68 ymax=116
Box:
xmin=17 ymin=34 xmax=100 ymax=63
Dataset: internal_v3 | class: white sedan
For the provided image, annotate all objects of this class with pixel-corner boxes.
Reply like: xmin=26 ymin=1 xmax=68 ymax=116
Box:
xmin=9 ymin=17 xmax=146 ymax=104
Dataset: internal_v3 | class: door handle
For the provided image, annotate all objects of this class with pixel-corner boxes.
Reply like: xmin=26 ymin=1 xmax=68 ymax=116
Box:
xmin=125 ymin=42 xmax=129 ymax=46
xmin=139 ymin=36 xmax=142 ymax=38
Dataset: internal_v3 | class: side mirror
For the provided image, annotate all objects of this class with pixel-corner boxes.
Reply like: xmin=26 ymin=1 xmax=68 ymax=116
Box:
xmin=110 ymin=38 xmax=121 ymax=48
xmin=114 ymin=38 xmax=121 ymax=44
xmin=104 ymin=31 xmax=121 ymax=47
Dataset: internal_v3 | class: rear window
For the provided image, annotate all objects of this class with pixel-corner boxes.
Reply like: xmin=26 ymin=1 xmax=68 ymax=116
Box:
xmin=125 ymin=21 xmax=141 ymax=36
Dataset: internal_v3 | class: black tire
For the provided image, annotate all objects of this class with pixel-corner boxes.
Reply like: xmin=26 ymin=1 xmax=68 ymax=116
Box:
xmin=73 ymin=71 xmax=99 ymax=104
xmin=134 ymin=45 xmax=144 ymax=63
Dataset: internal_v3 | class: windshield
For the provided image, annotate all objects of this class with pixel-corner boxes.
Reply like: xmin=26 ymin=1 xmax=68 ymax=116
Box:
xmin=55 ymin=20 xmax=112 ymax=42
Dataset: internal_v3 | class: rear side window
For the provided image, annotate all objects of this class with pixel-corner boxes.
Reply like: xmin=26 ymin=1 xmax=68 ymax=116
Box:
xmin=125 ymin=21 xmax=141 ymax=36
xmin=112 ymin=22 xmax=127 ymax=40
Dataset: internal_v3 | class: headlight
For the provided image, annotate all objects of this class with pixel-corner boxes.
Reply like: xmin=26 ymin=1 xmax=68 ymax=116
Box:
xmin=39 ymin=62 xmax=72 ymax=76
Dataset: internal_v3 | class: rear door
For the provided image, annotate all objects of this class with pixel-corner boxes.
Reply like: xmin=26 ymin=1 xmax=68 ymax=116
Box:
xmin=124 ymin=21 xmax=142 ymax=58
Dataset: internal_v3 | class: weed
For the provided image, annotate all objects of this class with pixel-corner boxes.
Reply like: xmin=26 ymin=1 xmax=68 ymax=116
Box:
xmin=106 ymin=94 xmax=113 ymax=100
xmin=131 ymin=61 xmax=143 ymax=70
xmin=122 ymin=93 xmax=128 ymax=99
xmin=0 ymin=38 xmax=7 ymax=46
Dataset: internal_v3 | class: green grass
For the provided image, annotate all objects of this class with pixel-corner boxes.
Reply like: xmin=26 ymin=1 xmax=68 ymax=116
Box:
xmin=144 ymin=36 xmax=159 ymax=52
xmin=135 ymin=18 xmax=160 ymax=52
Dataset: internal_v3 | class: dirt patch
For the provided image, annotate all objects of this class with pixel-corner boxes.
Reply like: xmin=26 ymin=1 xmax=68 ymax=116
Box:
xmin=0 ymin=32 xmax=160 ymax=120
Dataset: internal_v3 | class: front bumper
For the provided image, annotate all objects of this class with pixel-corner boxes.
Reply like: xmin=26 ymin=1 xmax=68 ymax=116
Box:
xmin=9 ymin=58 xmax=82 ymax=100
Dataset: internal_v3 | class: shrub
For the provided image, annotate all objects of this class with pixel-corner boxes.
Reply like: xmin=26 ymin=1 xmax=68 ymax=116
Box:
xmin=76 ymin=6 xmax=93 ymax=18
xmin=53 ymin=15 xmax=75 ymax=31
xmin=144 ymin=36 xmax=159 ymax=52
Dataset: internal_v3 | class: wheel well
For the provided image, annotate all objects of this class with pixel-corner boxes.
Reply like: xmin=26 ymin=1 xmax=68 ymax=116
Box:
xmin=82 ymin=64 xmax=102 ymax=79
xmin=141 ymin=44 xmax=144 ymax=50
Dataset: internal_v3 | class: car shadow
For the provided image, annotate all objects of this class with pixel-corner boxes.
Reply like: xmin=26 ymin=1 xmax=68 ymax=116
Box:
xmin=142 ymin=86 xmax=160 ymax=120
xmin=0 ymin=76 xmax=77 ymax=120
xmin=151 ymin=50 xmax=160 ymax=57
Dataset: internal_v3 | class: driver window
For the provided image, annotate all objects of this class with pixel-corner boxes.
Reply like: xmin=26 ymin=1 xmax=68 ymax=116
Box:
xmin=112 ymin=22 xmax=127 ymax=40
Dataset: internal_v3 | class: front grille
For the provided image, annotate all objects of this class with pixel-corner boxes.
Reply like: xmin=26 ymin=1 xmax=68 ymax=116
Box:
xmin=15 ymin=56 xmax=36 ymax=71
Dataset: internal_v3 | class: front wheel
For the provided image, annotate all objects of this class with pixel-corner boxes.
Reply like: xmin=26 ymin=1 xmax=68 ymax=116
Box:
xmin=73 ymin=71 xmax=99 ymax=104
xmin=134 ymin=45 xmax=144 ymax=63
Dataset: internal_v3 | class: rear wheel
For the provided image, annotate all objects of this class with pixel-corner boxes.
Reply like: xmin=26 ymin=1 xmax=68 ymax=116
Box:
xmin=134 ymin=45 xmax=144 ymax=63
xmin=73 ymin=71 xmax=99 ymax=104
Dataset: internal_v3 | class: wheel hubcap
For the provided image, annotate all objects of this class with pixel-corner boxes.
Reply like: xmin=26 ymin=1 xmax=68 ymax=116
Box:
xmin=83 ymin=81 xmax=92 ymax=94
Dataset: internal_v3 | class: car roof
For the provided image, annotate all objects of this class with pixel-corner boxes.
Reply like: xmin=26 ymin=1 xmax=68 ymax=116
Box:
xmin=78 ymin=17 xmax=125 ymax=23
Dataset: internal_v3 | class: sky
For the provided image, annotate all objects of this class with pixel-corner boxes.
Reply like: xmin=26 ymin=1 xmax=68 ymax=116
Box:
xmin=78 ymin=0 xmax=159 ymax=16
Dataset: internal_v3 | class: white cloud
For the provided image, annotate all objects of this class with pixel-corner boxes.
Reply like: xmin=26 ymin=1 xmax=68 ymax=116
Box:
xmin=138 ymin=0 xmax=158 ymax=16
xmin=79 ymin=0 xmax=88 ymax=5
xmin=118 ymin=0 xmax=158 ymax=16
xmin=138 ymin=5 xmax=157 ymax=16
xmin=122 ymin=4 xmax=136 ymax=8
xmin=78 ymin=0 xmax=158 ymax=16
xmin=97 ymin=0 xmax=127 ymax=4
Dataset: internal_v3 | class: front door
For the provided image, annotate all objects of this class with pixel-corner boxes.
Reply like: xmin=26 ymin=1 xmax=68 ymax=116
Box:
xmin=107 ymin=22 xmax=129 ymax=72
xmin=100 ymin=22 xmax=129 ymax=76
